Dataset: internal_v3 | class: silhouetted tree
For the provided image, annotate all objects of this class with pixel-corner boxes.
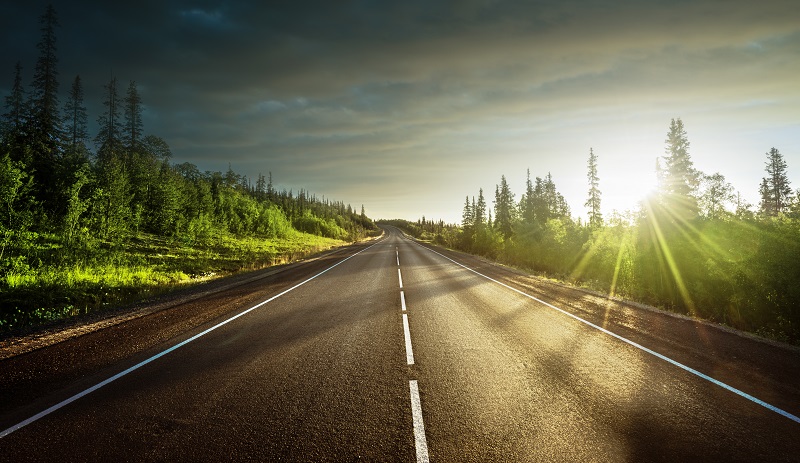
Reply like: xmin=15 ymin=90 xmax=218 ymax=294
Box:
xmin=63 ymin=75 xmax=88 ymax=150
xmin=759 ymin=147 xmax=792 ymax=217
xmin=28 ymin=4 xmax=64 ymax=218
xmin=493 ymin=175 xmax=515 ymax=239
xmin=2 ymin=63 xmax=30 ymax=173
xmin=475 ymin=188 xmax=487 ymax=228
xmin=123 ymin=81 xmax=143 ymax=153
xmin=520 ymin=169 xmax=536 ymax=225
xmin=585 ymin=147 xmax=602 ymax=227
xmin=29 ymin=5 xmax=61 ymax=153
xmin=658 ymin=118 xmax=699 ymax=222
xmin=2 ymin=62 xmax=27 ymax=142
xmin=95 ymin=76 xmax=123 ymax=162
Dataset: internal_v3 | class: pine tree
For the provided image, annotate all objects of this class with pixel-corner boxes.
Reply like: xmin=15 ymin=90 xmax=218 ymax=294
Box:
xmin=520 ymin=169 xmax=535 ymax=225
xmin=543 ymin=173 xmax=570 ymax=219
xmin=475 ymin=188 xmax=487 ymax=228
xmin=29 ymin=4 xmax=62 ymax=155
xmin=27 ymin=4 xmax=65 ymax=218
xmin=759 ymin=147 xmax=792 ymax=217
xmin=2 ymin=63 xmax=29 ymax=169
xmin=255 ymin=173 xmax=267 ymax=200
xmin=493 ymin=175 xmax=515 ymax=239
xmin=95 ymin=76 xmax=123 ymax=162
xmin=461 ymin=195 xmax=474 ymax=229
xmin=59 ymin=75 xmax=92 ymax=238
xmin=2 ymin=62 xmax=27 ymax=140
xmin=659 ymin=118 xmax=699 ymax=222
xmin=63 ymin=75 xmax=88 ymax=150
xmin=267 ymin=171 xmax=274 ymax=201
xmin=124 ymin=81 xmax=143 ymax=153
xmin=585 ymin=147 xmax=602 ymax=227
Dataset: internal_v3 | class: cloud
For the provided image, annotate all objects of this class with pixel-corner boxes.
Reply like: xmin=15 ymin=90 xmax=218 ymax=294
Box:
xmin=2 ymin=0 xmax=799 ymax=221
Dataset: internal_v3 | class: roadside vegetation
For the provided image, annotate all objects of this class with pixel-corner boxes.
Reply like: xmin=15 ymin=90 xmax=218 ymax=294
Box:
xmin=383 ymin=120 xmax=800 ymax=344
xmin=0 ymin=6 xmax=377 ymax=332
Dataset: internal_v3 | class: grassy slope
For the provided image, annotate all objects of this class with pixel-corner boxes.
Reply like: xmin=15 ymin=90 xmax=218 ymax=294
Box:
xmin=0 ymin=231 xmax=345 ymax=331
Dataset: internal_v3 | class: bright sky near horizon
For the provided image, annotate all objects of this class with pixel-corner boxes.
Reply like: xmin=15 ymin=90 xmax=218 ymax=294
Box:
xmin=2 ymin=1 xmax=799 ymax=223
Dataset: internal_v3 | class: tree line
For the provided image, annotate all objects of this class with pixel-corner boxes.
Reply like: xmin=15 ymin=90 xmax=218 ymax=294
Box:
xmin=0 ymin=5 xmax=376 ymax=275
xmin=402 ymin=118 xmax=800 ymax=343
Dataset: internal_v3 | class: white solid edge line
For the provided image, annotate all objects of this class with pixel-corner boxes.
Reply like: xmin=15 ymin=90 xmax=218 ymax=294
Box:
xmin=0 ymin=241 xmax=382 ymax=439
xmin=398 ymin=268 xmax=404 ymax=289
xmin=409 ymin=380 xmax=430 ymax=463
xmin=403 ymin=313 xmax=415 ymax=365
xmin=418 ymin=243 xmax=800 ymax=425
xmin=401 ymin=290 xmax=407 ymax=312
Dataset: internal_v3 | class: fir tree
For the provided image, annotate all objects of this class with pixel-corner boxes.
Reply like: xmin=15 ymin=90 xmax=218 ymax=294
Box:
xmin=585 ymin=147 xmax=602 ymax=227
xmin=63 ymin=75 xmax=88 ymax=150
xmin=123 ymin=81 xmax=143 ymax=153
xmin=520 ymin=169 xmax=535 ymax=225
xmin=29 ymin=4 xmax=62 ymax=155
xmin=659 ymin=118 xmax=699 ymax=222
xmin=28 ymin=4 xmax=65 ymax=218
xmin=2 ymin=62 xmax=27 ymax=140
xmin=475 ymin=188 xmax=487 ymax=228
xmin=493 ymin=174 xmax=515 ymax=239
xmin=759 ymin=147 xmax=792 ymax=217
xmin=461 ymin=195 xmax=474 ymax=229
xmin=95 ymin=76 xmax=123 ymax=162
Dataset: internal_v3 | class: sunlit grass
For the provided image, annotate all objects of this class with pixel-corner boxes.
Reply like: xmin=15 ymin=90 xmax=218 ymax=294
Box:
xmin=0 ymin=230 xmax=345 ymax=331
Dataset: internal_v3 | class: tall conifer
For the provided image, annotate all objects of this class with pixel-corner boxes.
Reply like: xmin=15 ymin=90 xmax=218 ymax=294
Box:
xmin=585 ymin=147 xmax=602 ymax=227
xmin=759 ymin=147 xmax=792 ymax=216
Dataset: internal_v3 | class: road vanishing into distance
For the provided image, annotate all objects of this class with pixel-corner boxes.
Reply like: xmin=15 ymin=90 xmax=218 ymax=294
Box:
xmin=1 ymin=226 xmax=799 ymax=462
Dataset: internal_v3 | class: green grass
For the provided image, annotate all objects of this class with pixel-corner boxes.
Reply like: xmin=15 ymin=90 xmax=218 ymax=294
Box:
xmin=0 ymin=230 xmax=344 ymax=332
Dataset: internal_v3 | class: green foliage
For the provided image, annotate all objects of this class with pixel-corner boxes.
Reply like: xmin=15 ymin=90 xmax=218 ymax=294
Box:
xmin=451 ymin=163 xmax=800 ymax=343
xmin=0 ymin=5 xmax=378 ymax=331
xmin=0 ymin=230 xmax=345 ymax=331
xmin=0 ymin=151 xmax=34 ymax=230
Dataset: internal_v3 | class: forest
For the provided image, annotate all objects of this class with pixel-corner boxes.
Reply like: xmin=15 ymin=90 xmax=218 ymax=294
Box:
xmin=387 ymin=118 xmax=800 ymax=344
xmin=0 ymin=6 xmax=376 ymax=332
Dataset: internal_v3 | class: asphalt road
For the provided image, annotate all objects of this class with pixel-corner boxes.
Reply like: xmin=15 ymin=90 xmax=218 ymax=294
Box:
xmin=1 ymin=226 xmax=799 ymax=462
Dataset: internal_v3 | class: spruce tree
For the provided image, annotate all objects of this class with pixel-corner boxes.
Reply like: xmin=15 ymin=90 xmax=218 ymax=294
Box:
xmin=520 ymin=169 xmax=535 ymax=225
xmin=124 ymin=81 xmax=143 ymax=153
xmin=659 ymin=118 xmax=699 ymax=222
xmin=94 ymin=76 xmax=122 ymax=164
xmin=256 ymin=173 xmax=267 ymax=200
xmin=493 ymin=174 xmax=515 ymax=239
xmin=461 ymin=195 xmax=473 ymax=229
xmin=63 ymin=75 xmax=88 ymax=150
xmin=28 ymin=4 xmax=64 ymax=218
xmin=585 ymin=147 xmax=602 ymax=227
xmin=2 ymin=62 xmax=27 ymax=141
xmin=29 ymin=4 xmax=62 ymax=155
xmin=2 ymin=63 xmax=29 ymax=172
xmin=759 ymin=147 xmax=792 ymax=217
xmin=95 ymin=76 xmax=123 ymax=162
xmin=475 ymin=188 xmax=486 ymax=228
xmin=543 ymin=173 xmax=570 ymax=219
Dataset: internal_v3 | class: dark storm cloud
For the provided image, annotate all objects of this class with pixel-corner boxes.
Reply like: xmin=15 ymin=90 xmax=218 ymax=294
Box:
xmin=2 ymin=1 xmax=799 ymax=220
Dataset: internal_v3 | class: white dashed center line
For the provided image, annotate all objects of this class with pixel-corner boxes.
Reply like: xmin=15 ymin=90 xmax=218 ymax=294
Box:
xmin=403 ymin=313 xmax=415 ymax=365
xmin=409 ymin=380 xmax=430 ymax=463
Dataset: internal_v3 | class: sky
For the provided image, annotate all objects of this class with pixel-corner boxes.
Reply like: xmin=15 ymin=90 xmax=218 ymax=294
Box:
xmin=2 ymin=1 xmax=799 ymax=223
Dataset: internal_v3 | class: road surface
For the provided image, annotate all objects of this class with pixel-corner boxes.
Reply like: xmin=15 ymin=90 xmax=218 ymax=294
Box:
xmin=1 ymin=226 xmax=799 ymax=461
